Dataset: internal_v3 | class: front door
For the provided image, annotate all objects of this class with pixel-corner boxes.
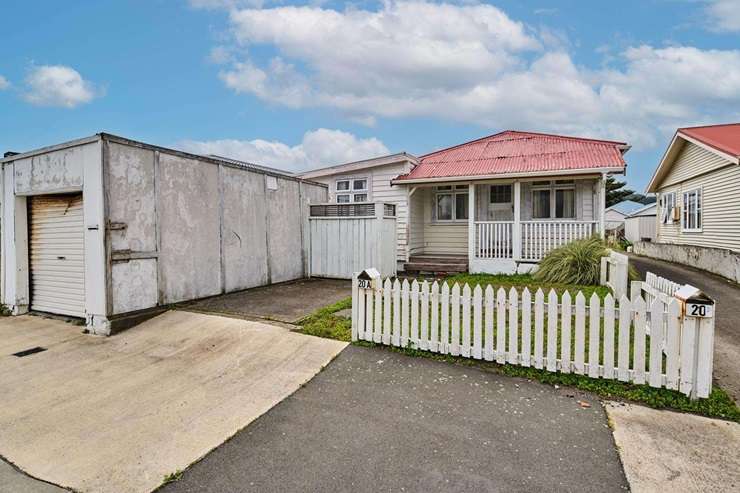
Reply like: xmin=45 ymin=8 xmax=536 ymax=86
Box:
xmin=488 ymin=185 xmax=513 ymax=221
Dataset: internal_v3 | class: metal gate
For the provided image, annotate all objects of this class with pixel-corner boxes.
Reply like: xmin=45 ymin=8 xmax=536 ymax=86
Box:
xmin=29 ymin=194 xmax=85 ymax=317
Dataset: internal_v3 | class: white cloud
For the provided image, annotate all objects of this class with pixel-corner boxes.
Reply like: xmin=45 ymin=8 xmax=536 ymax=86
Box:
xmin=177 ymin=128 xmax=389 ymax=171
xmin=705 ymin=0 xmax=740 ymax=32
xmin=23 ymin=65 xmax=98 ymax=108
xmin=0 ymin=75 xmax=9 ymax=90
xmin=210 ymin=2 xmax=740 ymax=149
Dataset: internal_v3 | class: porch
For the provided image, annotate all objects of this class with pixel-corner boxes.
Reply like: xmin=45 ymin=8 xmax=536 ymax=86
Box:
xmin=405 ymin=177 xmax=606 ymax=274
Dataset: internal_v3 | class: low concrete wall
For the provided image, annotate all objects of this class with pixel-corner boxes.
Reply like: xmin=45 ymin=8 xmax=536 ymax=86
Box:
xmin=633 ymin=241 xmax=740 ymax=283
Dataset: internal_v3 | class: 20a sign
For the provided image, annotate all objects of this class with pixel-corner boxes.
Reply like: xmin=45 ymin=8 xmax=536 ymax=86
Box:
xmin=357 ymin=279 xmax=373 ymax=289
xmin=687 ymin=302 xmax=713 ymax=318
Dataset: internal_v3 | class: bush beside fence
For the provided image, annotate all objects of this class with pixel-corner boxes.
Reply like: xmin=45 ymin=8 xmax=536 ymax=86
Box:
xmin=352 ymin=276 xmax=715 ymax=399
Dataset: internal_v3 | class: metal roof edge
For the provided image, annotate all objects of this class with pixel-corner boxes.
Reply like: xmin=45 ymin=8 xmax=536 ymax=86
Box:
xmin=297 ymin=152 xmax=418 ymax=179
xmin=391 ymin=167 xmax=624 ymax=185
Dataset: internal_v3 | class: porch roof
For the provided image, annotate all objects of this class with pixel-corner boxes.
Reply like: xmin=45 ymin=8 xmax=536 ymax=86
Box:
xmin=392 ymin=130 xmax=628 ymax=184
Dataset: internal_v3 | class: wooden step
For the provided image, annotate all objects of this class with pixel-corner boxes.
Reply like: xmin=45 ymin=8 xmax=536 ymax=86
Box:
xmin=408 ymin=255 xmax=468 ymax=265
xmin=403 ymin=261 xmax=468 ymax=274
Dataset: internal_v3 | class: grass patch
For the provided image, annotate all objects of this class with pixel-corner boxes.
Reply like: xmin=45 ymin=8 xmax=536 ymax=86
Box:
xmin=444 ymin=273 xmax=611 ymax=299
xmin=356 ymin=340 xmax=740 ymax=422
xmin=296 ymin=297 xmax=352 ymax=342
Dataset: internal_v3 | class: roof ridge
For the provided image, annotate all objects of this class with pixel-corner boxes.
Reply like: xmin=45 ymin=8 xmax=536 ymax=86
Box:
xmin=679 ymin=122 xmax=740 ymax=131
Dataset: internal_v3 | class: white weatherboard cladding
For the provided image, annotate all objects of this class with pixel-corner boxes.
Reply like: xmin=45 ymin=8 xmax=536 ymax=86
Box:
xmin=656 ymin=142 xmax=740 ymax=252
xmin=29 ymin=194 xmax=86 ymax=318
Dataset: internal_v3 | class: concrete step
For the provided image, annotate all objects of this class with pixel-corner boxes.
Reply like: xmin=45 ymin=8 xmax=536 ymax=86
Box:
xmin=403 ymin=262 xmax=468 ymax=273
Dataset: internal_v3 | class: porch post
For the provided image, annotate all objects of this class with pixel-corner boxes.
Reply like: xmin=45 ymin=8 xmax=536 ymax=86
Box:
xmin=599 ymin=174 xmax=607 ymax=239
xmin=513 ymin=180 xmax=521 ymax=260
xmin=468 ymin=182 xmax=476 ymax=262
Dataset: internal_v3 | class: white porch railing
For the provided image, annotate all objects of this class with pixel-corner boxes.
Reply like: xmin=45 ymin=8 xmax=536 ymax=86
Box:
xmin=475 ymin=220 xmax=598 ymax=261
xmin=475 ymin=221 xmax=514 ymax=259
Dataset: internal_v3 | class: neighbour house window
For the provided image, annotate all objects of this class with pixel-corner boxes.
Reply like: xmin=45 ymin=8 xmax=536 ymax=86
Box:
xmin=682 ymin=189 xmax=702 ymax=232
xmin=434 ymin=185 xmax=468 ymax=221
xmin=532 ymin=180 xmax=575 ymax=219
xmin=660 ymin=192 xmax=676 ymax=224
xmin=335 ymin=178 xmax=369 ymax=203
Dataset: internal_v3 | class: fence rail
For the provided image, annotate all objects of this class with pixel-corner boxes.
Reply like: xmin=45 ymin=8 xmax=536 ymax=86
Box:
xmin=352 ymin=276 xmax=715 ymax=399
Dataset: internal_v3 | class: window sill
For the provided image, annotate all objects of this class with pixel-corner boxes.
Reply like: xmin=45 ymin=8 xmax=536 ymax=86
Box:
xmin=430 ymin=221 xmax=468 ymax=225
xmin=681 ymin=229 xmax=703 ymax=233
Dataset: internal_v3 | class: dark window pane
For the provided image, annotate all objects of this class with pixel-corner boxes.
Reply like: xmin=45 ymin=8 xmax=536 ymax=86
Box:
xmin=533 ymin=190 xmax=550 ymax=218
xmin=337 ymin=194 xmax=350 ymax=203
xmin=353 ymin=194 xmax=367 ymax=202
xmin=437 ymin=194 xmax=453 ymax=220
xmin=337 ymin=180 xmax=350 ymax=191
xmin=490 ymin=185 xmax=512 ymax=203
xmin=353 ymin=179 xmax=367 ymax=190
xmin=556 ymin=189 xmax=575 ymax=218
xmin=456 ymin=193 xmax=469 ymax=220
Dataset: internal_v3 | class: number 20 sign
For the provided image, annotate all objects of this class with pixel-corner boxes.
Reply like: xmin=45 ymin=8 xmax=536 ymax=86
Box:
xmin=687 ymin=302 xmax=713 ymax=318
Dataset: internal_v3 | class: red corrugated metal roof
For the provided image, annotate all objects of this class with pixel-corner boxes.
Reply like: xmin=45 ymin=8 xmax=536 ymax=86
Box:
xmin=395 ymin=130 xmax=627 ymax=182
xmin=679 ymin=123 xmax=740 ymax=158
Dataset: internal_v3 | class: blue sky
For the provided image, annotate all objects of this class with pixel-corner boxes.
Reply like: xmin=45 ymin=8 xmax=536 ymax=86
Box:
xmin=1 ymin=1 xmax=739 ymax=190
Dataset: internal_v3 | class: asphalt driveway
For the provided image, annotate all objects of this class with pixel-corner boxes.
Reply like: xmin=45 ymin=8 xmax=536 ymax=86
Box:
xmin=162 ymin=345 xmax=628 ymax=493
xmin=630 ymin=254 xmax=740 ymax=402
xmin=0 ymin=311 xmax=346 ymax=493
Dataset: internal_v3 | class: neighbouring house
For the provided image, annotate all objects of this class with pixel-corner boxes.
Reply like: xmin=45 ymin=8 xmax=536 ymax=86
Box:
xmin=298 ymin=153 xmax=418 ymax=270
xmin=641 ymin=123 xmax=740 ymax=281
xmin=391 ymin=130 xmax=630 ymax=274
xmin=0 ymin=133 xmax=327 ymax=334
xmin=624 ymin=203 xmax=657 ymax=243
xmin=604 ymin=200 xmax=645 ymax=237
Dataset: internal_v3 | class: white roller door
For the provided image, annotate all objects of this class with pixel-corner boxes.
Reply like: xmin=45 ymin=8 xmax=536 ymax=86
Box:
xmin=29 ymin=194 xmax=86 ymax=318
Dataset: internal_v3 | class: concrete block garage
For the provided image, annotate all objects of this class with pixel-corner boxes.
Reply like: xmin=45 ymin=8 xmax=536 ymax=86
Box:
xmin=0 ymin=133 xmax=327 ymax=334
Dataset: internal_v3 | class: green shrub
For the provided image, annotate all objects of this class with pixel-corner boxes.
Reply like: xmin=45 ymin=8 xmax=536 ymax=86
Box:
xmin=534 ymin=235 xmax=607 ymax=285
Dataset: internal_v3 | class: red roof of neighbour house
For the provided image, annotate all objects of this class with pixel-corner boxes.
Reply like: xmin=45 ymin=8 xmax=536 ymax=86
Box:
xmin=679 ymin=123 xmax=740 ymax=158
xmin=393 ymin=130 xmax=628 ymax=182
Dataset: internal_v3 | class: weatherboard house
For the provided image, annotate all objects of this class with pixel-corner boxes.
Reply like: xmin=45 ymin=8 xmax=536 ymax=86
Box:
xmin=303 ymin=131 xmax=630 ymax=274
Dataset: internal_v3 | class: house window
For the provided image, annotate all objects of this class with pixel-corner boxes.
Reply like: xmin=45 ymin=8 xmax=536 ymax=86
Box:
xmin=532 ymin=180 xmax=575 ymax=219
xmin=533 ymin=189 xmax=550 ymax=218
xmin=434 ymin=185 xmax=468 ymax=222
xmin=335 ymin=177 xmax=369 ymax=203
xmin=490 ymin=185 xmax=512 ymax=203
xmin=660 ymin=192 xmax=676 ymax=224
xmin=682 ymin=189 xmax=701 ymax=232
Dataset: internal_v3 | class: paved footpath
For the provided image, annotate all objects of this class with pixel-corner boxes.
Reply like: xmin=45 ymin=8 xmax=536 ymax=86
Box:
xmin=162 ymin=345 xmax=628 ymax=493
xmin=630 ymin=254 xmax=740 ymax=402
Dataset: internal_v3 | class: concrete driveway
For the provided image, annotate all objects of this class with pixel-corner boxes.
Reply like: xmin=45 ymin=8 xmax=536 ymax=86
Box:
xmin=162 ymin=345 xmax=628 ymax=493
xmin=0 ymin=311 xmax=346 ymax=493
xmin=182 ymin=278 xmax=350 ymax=323
xmin=630 ymin=254 xmax=740 ymax=402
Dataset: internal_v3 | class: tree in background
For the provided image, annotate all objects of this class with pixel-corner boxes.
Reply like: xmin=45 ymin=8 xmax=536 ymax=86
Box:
xmin=604 ymin=176 xmax=655 ymax=207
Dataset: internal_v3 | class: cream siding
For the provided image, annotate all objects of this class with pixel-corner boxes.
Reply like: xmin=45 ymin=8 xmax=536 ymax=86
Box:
xmin=308 ymin=161 xmax=413 ymax=262
xmin=408 ymin=188 xmax=425 ymax=255
xmin=656 ymin=142 xmax=740 ymax=252
xmin=662 ymin=140 xmax=731 ymax=187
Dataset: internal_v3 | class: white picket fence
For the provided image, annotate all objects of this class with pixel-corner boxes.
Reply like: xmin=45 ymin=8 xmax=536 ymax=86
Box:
xmin=352 ymin=275 xmax=715 ymax=399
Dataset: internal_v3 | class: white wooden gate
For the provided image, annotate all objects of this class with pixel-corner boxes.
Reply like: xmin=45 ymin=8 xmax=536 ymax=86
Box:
xmin=309 ymin=202 xmax=397 ymax=279
xmin=353 ymin=274 xmax=715 ymax=399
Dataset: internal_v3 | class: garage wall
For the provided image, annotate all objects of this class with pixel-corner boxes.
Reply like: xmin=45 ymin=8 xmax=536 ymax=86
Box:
xmin=104 ymin=137 xmax=327 ymax=314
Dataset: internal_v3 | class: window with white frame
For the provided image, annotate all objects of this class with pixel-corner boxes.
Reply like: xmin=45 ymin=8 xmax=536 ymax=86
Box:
xmin=335 ymin=178 xmax=369 ymax=203
xmin=682 ymin=189 xmax=702 ymax=232
xmin=531 ymin=180 xmax=575 ymax=219
xmin=434 ymin=185 xmax=468 ymax=221
xmin=660 ymin=192 xmax=676 ymax=224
